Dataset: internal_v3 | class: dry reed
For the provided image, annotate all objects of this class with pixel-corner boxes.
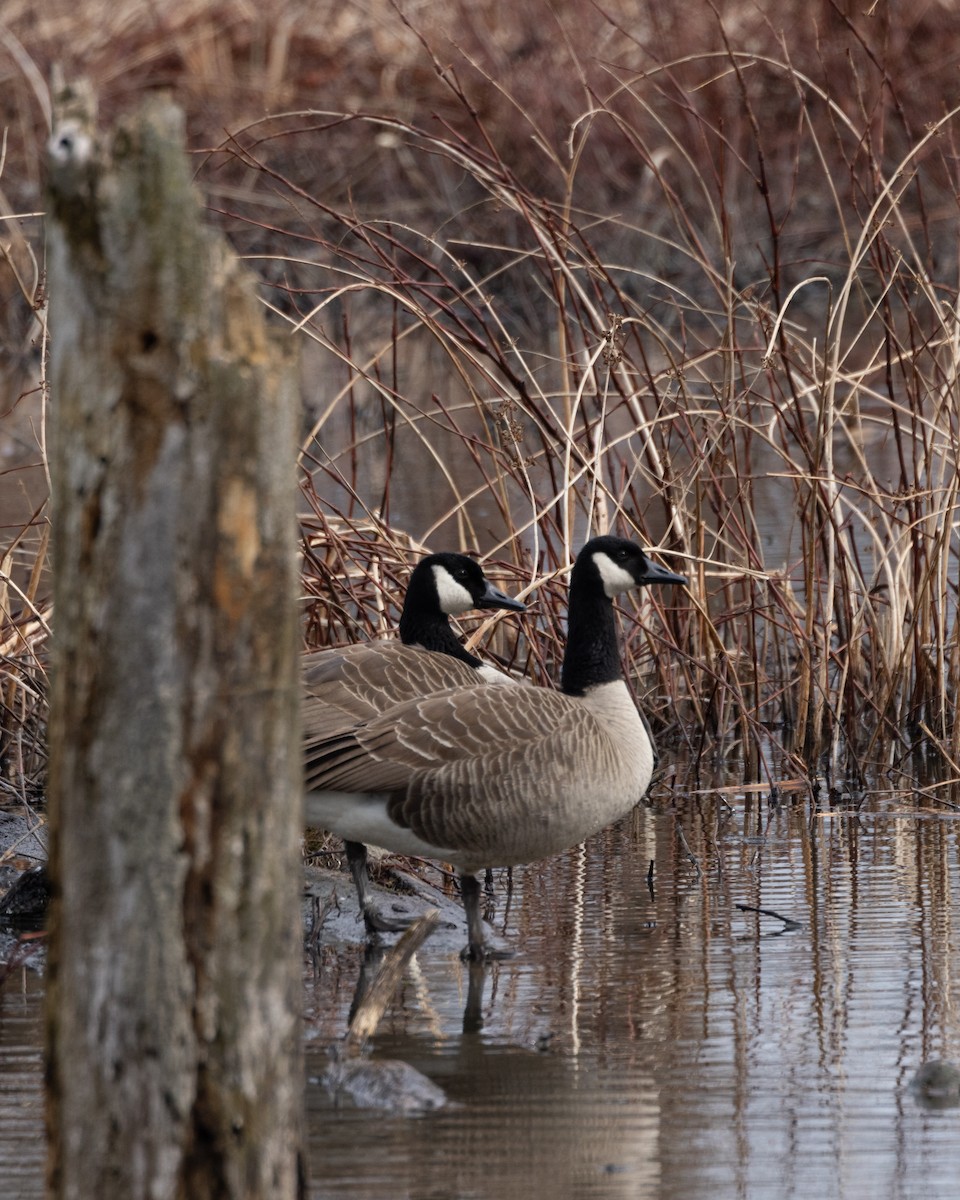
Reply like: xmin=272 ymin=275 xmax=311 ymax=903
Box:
xmin=2 ymin=0 xmax=959 ymax=804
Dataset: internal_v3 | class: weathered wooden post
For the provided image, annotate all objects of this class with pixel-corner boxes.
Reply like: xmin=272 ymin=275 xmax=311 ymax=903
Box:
xmin=44 ymin=83 xmax=305 ymax=1198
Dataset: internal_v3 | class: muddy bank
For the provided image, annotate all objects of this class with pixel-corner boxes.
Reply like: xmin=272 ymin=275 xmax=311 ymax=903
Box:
xmin=0 ymin=804 xmax=490 ymax=965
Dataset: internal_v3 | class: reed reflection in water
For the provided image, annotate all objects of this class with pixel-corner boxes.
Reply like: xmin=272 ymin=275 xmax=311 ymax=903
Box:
xmin=306 ymin=791 xmax=960 ymax=1200
xmin=1 ymin=789 xmax=958 ymax=1197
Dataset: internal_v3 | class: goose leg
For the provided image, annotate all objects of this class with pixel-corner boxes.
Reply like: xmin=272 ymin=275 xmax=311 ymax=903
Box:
xmin=462 ymin=960 xmax=488 ymax=1035
xmin=345 ymin=839 xmax=420 ymax=934
xmin=460 ymin=872 xmax=514 ymax=961
xmin=459 ymin=873 xmax=486 ymax=960
xmin=345 ymin=839 xmax=373 ymax=922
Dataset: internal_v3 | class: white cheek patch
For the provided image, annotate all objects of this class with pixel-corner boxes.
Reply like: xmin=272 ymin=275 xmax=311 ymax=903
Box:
xmin=432 ymin=564 xmax=477 ymax=614
xmin=593 ymin=551 xmax=639 ymax=597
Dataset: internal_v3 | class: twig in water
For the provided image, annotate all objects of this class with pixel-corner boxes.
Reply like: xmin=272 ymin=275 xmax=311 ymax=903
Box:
xmin=736 ymin=902 xmax=802 ymax=931
xmin=342 ymin=910 xmax=440 ymax=1056
xmin=674 ymin=819 xmax=703 ymax=879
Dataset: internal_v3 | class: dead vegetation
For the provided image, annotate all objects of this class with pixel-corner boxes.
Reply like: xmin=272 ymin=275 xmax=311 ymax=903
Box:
xmin=2 ymin=0 xmax=960 ymax=808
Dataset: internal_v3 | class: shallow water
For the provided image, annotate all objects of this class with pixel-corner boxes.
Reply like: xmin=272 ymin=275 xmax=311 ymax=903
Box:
xmin=305 ymin=796 xmax=960 ymax=1200
xmin=3 ymin=793 xmax=960 ymax=1198
xmin=0 ymin=964 xmax=44 ymax=1196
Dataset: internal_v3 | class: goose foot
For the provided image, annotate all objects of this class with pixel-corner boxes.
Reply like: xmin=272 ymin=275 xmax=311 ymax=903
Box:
xmin=347 ymin=839 xmax=420 ymax=934
xmin=460 ymin=940 xmax=515 ymax=963
xmin=361 ymin=899 xmax=420 ymax=934
xmin=459 ymin=872 xmax=515 ymax=962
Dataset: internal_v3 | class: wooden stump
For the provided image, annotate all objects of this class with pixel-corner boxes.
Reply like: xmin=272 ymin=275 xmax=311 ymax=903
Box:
xmin=44 ymin=83 xmax=305 ymax=1199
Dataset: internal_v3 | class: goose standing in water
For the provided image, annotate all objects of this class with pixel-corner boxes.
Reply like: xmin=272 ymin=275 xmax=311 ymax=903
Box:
xmin=304 ymin=552 xmax=526 ymax=931
xmin=305 ymin=536 xmax=686 ymax=960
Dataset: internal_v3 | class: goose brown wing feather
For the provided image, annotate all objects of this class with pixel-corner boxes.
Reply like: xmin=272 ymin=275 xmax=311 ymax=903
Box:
xmin=302 ymin=644 xmax=481 ymax=735
xmin=363 ymin=684 xmax=578 ymax=767
xmin=389 ymin=722 xmax=606 ymax=853
xmin=305 ymin=684 xmax=597 ymax=847
xmin=301 ymin=646 xmax=484 ymax=781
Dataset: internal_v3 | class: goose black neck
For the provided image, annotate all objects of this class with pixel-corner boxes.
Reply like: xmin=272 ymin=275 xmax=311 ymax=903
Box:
xmin=398 ymin=609 xmax=483 ymax=668
xmin=560 ymin=563 xmax=623 ymax=696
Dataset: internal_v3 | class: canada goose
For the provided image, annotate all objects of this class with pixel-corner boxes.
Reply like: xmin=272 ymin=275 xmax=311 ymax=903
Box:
xmin=305 ymin=535 xmax=687 ymax=960
xmin=304 ymin=552 xmax=526 ymax=732
xmin=304 ymin=552 xmax=526 ymax=932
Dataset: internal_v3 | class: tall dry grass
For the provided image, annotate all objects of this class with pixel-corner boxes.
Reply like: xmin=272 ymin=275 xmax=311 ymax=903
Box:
xmin=1 ymin=0 xmax=959 ymax=804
